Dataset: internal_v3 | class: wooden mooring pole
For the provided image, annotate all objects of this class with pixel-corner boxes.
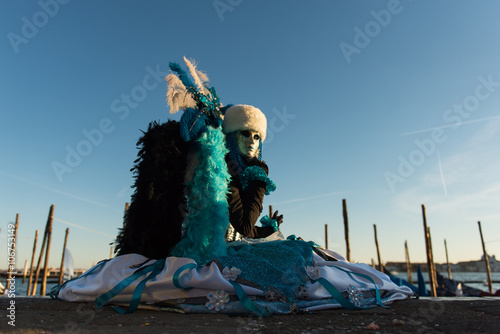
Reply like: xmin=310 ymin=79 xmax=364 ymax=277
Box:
xmin=6 ymin=214 xmax=19 ymax=291
xmin=58 ymin=228 xmax=70 ymax=285
xmin=421 ymin=204 xmax=437 ymax=297
xmin=405 ymin=240 xmax=413 ymax=284
xmin=269 ymin=205 xmax=273 ymax=219
xmin=123 ymin=202 xmax=129 ymax=227
xmin=478 ymin=221 xmax=493 ymax=294
xmin=444 ymin=239 xmax=452 ymax=279
xmin=27 ymin=230 xmax=39 ymax=296
xmin=342 ymin=199 xmax=351 ymax=262
xmin=41 ymin=205 xmax=54 ymax=296
xmin=31 ymin=228 xmax=48 ymax=295
xmin=373 ymin=224 xmax=383 ymax=272
xmin=324 ymin=224 xmax=329 ymax=249
xmin=32 ymin=205 xmax=54 ymax=296
xmin=427 ymin=227 xmax=438 ymax=292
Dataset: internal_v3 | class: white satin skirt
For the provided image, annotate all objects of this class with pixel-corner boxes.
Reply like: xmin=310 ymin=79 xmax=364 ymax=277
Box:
xmin=54 ymin=234 xmax=413 ymax=315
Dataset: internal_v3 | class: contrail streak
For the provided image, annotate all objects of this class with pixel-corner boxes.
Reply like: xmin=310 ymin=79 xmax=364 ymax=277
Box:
xmin=272 ymin=192 xmax=344 ymax=205
xmin=54 ymin=218 xmax=115 ymax=238
xmin=400 ymin=115 xmax=500 ymax=136
xmin=0 ymin=170 xmax=108 ymax=207
xmin=436 ymin=149 xmax=448 ymax=197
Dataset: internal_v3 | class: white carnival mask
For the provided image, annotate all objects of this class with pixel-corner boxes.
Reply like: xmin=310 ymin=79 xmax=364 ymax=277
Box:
xmin=235 ymin=130 xmax=261 ymax=158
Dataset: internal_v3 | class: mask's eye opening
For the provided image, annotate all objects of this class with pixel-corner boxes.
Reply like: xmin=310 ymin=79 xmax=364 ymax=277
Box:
xmin=240 ymin=130 xmax=251 ymax=138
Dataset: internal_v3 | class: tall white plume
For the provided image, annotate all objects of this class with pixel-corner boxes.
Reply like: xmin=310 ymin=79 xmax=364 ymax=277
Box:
xmin=165 ymin=73 xmax=197 ymax=114
xmin=184 ymin=57 xmax=210 ymax=95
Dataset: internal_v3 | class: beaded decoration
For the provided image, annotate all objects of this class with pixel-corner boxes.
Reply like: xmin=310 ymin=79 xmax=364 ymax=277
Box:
xmin=347 ymin=285 xmax=364 ymax=307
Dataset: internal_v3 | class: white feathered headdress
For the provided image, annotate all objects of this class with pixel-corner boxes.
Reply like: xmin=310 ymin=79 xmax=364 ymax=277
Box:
xmin=165 ymin=57 xmax=220 ymax=115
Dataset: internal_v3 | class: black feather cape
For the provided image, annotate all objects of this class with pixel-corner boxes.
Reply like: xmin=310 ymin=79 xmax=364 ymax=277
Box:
xmin=114 ymin=120 xmax=188 ymax=259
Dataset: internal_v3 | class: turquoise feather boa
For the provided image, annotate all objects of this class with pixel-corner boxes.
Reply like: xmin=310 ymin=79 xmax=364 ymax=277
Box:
xmin=171 ymin=126 xmax=230 ymax=264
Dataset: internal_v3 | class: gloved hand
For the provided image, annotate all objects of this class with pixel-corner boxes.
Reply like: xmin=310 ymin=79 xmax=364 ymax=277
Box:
xmin=271 ymin=210 xmax=284 ymax=227
xmin=244 ymin=157 xmax=269 ymax=175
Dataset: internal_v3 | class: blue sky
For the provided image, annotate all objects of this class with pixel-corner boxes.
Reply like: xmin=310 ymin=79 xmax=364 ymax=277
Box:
xmin=1 ymin=0 xmax=499 ymax=270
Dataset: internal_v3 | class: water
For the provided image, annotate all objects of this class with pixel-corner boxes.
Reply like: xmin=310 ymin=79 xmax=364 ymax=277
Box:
xmin=5 ymin=272 xmax=499 ymax=297
xmin=393 ymin=271 xmax=500 ymax=292
xmin=3 ymin=277 xmax=60 ymax=296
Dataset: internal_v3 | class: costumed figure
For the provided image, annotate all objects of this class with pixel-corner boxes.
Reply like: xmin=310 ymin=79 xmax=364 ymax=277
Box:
xmin=51 ymin=58 xmax=413 ymax=315
xmin=223 ymin=104 xmax=283 ymax=241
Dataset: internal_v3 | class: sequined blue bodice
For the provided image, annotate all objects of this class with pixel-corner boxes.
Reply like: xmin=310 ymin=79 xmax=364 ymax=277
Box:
xmin=216 ymin=239 xmax=314 ymax=299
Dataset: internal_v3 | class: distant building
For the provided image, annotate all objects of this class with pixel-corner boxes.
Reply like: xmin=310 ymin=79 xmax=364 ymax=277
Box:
xmin=384 ymin=254 xmax=498 ymax=273
xmin=455 ymin=254 xmax=498 ymax=272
